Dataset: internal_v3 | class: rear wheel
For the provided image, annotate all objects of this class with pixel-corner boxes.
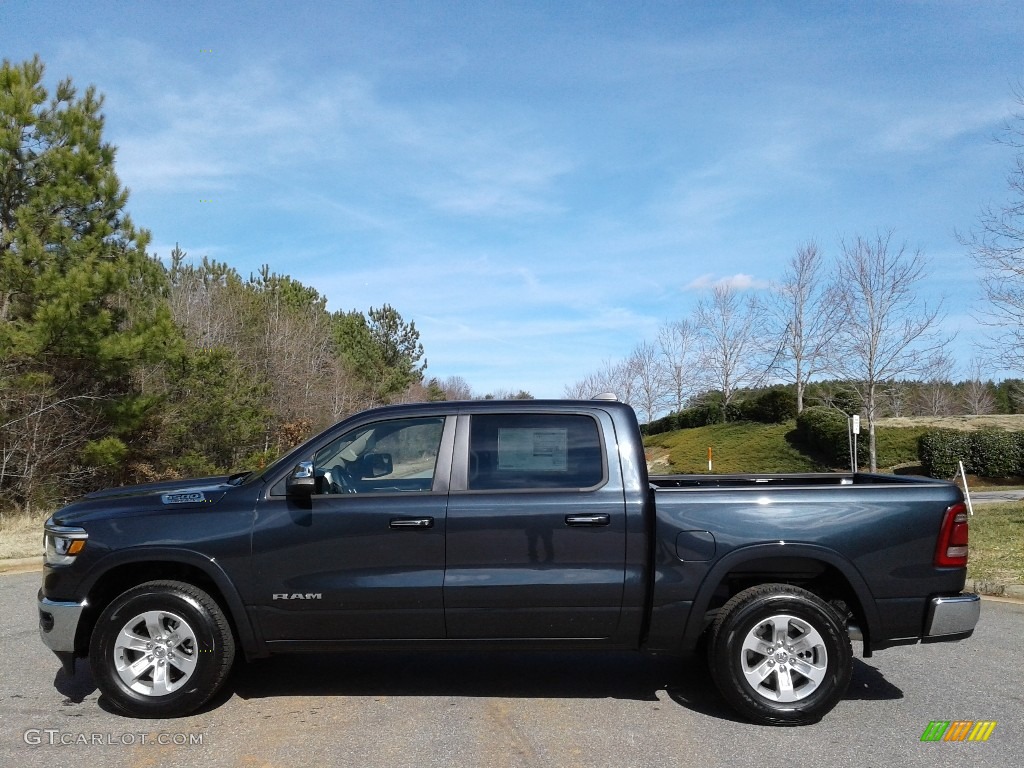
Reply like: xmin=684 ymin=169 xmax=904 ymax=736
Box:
xmin=89 ymin=580 xmax=235 ymax=717
xmin=708 ymin=583 xmax=852 ymax=726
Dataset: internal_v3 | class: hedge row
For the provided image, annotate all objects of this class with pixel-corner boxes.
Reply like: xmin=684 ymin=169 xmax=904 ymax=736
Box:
xmin=793 ymin=406 xmax=867 ymax=467
xmin=918 ymin=429 xmax=1024 ymax=478
xmin=644 ymin=388 xmax=797 ymax=436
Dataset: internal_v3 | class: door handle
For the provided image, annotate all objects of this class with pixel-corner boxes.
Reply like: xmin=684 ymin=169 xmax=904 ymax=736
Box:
xmin=565 ymin=514 xmax=610 ymax=526
xmin=389 ymin=517 xmax=434 ymax=529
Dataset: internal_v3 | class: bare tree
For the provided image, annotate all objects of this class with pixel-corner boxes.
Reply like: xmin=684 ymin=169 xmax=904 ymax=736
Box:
xmin=914 ymin=381 xmax=956 ymax=416
xmin=439 ymin=376 xmax=474 ymax=400
xmin=565 ymin=359 xmax=638 ymax=407
xmin=832 ymin=232 xmax=950 ymax=470
xmin=597 ymin=359 xmax=639 ymax=406
xmin=563 ymin=379 xmax=594 ymax=399
xmin=910 ymin=353 xmax=956 ymax=416
xmin=962 ymin=89 xmax=1024 ymax=370
xmin=883 ymin=382 xmax=909 ymax=418
xmin=629 ymin=341 xmax=667 ymax=424
xmin=694 ymin=284 xmax=768 ymax=416
xmin=657 ymin=320 xmax=700 ymax=414
xmin=961 ymin=357 xmax=997 ymax=415
xmin=768 ymin=242 xmax=839 ymax=413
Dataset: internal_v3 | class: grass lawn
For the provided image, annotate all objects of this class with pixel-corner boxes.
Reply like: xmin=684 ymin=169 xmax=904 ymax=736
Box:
xmin=967 ymin=502 xmax=1024 ymax=585
xmin=645 ymin=421 xmax=824 ymax=474
xmin=644 ymin=419 xmax=932 ymax=474
xmin=0 ymin=510 xmax=45 ymax=560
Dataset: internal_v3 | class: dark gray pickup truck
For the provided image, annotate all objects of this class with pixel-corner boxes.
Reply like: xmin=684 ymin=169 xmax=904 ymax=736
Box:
xmin=37 ymin=397 xmax=979 ymax=724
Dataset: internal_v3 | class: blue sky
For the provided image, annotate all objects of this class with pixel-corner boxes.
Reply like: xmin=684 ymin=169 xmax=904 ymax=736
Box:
xmin=5 ymin=1 xmax=1024 ymax=397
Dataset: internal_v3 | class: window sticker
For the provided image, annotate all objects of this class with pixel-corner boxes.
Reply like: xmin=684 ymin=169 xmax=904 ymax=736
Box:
xmin=497 ymin=428 xmax=568 ymax=472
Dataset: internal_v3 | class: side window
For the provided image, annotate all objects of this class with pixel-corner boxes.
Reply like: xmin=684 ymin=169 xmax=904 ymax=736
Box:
xmin=313 ymin=417 xmax=445 ymax=495
xmin=468 ymin=413 xmax=604 ymax=491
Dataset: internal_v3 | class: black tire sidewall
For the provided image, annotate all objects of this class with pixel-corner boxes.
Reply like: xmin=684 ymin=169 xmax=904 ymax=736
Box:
xmin=90 ymin=583 xmax=227 ymax=718
xmin=712 ymin=590 xmax=852 ymax=725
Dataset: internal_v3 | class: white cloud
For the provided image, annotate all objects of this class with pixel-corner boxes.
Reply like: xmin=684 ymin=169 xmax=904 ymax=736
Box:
xmin=684 ymin=273 xmax=769 ymax=291
xmin=876 ymin=99 xmax=1015 ymax=154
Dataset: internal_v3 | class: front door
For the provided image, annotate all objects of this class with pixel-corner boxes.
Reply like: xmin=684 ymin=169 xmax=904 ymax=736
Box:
xmin=251 ymin=415 xmax=454 ymax=642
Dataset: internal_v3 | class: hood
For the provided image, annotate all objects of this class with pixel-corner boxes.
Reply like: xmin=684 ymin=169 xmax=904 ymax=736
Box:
xmin=81 ymin=475 xmax=235 ymax=501
xmin=52 ymin=476 xmax=236 ymax=525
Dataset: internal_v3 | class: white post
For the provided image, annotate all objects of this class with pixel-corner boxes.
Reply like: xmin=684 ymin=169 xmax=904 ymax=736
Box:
xmin=957 ymin=460 xmax=974 ymax=516
xmin=849 ymin=415 xmax=860 ymax=474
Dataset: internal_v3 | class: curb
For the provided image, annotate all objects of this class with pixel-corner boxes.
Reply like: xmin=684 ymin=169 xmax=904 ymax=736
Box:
xmin=969 ymin=580 xmax=1024 ymax=600
xmin=0 ymin=556 xmax=42 ymax=575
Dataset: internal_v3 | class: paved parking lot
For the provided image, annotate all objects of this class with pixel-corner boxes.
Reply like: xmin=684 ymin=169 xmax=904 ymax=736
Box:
xmin=2 ymin=571 xmax=1020 ymax=768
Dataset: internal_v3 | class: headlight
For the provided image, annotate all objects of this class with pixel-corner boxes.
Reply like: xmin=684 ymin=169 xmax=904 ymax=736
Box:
xmin=43 ymin=521 xmax=88 ymax=566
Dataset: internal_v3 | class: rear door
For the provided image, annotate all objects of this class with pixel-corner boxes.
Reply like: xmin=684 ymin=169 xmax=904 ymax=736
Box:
xmin=443 ymin=408 xmax=627 ymax=639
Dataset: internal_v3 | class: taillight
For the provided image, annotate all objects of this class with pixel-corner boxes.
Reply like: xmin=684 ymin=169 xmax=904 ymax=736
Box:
xmin=934 ymin=503 xmax=969 ymax=567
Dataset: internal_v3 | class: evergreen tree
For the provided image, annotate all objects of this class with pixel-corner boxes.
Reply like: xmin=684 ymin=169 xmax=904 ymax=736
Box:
xmin=333 ymin=304 xmax=426 ymax=404
xmin=0 ymin=56 xmax=173 ymax=507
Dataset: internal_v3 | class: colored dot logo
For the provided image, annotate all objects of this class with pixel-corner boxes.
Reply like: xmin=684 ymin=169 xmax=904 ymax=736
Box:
xmin=921 ymin=720 xmax=997 ymax=742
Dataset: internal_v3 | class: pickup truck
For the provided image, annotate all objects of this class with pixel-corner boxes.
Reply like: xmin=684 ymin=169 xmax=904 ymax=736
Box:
xmin=37 ymin=397 xmax=979 ymax=725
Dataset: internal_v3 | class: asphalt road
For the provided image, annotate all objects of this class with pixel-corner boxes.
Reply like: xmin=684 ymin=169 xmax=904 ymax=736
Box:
xmin=970 ymin=489 xmax=1024 ymax=504
xmin=2 ymin=571 xmax=1021 ymax=768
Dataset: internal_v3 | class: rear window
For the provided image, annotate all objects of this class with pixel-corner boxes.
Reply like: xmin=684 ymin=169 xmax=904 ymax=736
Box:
xmin=468 ymin=413 xmax=605 ymax=491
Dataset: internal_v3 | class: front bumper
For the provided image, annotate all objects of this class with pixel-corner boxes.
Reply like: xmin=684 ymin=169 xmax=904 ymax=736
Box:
xmin=924 ymin=593 xmax=980 ymax=641
xmin=38 ymin=590 xmax=86 ymax=664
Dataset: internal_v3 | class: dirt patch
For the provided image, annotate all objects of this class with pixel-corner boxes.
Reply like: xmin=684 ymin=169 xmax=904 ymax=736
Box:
xmin=645 ymin=447 xmax=672 ymax=473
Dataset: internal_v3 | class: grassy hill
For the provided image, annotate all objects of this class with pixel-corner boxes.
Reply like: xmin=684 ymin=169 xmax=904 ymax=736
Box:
xmin=644 ymin=419 xmax=930 ymax=474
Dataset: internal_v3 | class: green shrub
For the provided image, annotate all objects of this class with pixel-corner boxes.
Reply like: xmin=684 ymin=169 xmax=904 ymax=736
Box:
xmin=971 ymin=430 xmax=1022 ymax=478
xmin=918 ymin=430 xmax=976 ymax=478
xmin=740 ymin=387 xmax=798 ymax=424
xmin=643 ymin=412 xmax=678 ymax=436
xmin=80 ymin=437 xmax=129 ymax=468
xmin=919 ymin=429 xmax=1024 ymax=478
xmin=794 ymin=406 xmax=866 ymax=467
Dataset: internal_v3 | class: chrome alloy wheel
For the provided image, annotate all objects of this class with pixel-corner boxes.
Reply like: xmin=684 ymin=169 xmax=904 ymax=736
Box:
xmin=113 ymin=610 xmax=199 ymax=696
xmin=740 ymin=613 xmax=828 ymax=703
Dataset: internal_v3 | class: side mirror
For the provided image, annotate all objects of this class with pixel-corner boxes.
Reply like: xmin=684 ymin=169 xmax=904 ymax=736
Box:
xmin=359 ymin=452 xmax=393 ymax=479
xmin=285 ymin=461 xmax=316 ymax=497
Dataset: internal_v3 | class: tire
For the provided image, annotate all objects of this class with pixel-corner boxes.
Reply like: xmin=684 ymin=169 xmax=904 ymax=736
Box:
xmin=707 ymin=583 xmax=852 ymax=726
xmin=89 ymin=580 xmax=236 ymax=718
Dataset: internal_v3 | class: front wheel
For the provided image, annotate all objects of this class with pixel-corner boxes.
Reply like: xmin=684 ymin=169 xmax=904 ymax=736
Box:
xmin=89 ymin=580 xmax=235 ymax=717
xmin=708 ymin=584 xmax=852 ymax=726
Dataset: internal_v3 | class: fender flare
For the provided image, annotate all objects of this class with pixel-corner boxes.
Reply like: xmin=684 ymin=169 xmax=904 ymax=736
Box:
xmin=78 ymin=547 xmax=264 ymax=659
xmin=681 ymin=542 xmax=881 ymax=651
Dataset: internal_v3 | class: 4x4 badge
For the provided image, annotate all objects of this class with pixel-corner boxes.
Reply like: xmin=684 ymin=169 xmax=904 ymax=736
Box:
xmin=160 ymin=491 xmax=206 ymax=505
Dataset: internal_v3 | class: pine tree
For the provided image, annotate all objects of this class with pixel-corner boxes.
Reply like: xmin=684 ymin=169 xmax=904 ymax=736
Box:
xmin=0 ymin=56 xmax=174 ymax=508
